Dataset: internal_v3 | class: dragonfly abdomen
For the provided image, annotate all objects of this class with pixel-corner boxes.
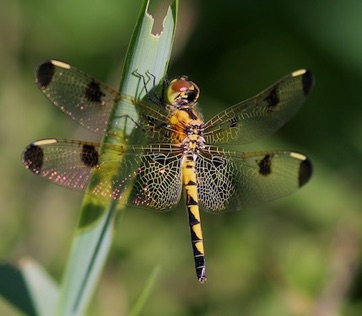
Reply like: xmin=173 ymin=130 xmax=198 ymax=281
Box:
xmin=182 ymin=153 xmax=206 ymax=283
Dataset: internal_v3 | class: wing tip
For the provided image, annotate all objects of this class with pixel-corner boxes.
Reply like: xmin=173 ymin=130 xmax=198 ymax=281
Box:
xmin=292 ymin=69 xmax=314 ymax=96
xmin=35 ymin=60 xmax=71 ymax=89
xmin=36 ymin=61 xmax=55 ymax=88
xmin=298 ymin=157 xmax=313 ymax=187
xmin=22 ymin=143 xmax=45 ymax=174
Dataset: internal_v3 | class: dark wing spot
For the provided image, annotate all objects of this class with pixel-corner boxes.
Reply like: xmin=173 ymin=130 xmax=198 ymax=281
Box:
xmin=36 ymin=61 xmax=55 ymax=88
xmin=298 ymin=158 xmax=313 ymax=187
xmin=22 ymin=144 xmax=44 ymax=174
xmin=85 ymin=80 xmax=105 ymax=103
xmin=81 ymin=144 xmax=99 ymax=168
xmin=258 ymin=155 xmax=272 ymax=176
xmin=264 ymin=87 xmax=279 ymax=107
xmin=302 ymin=70 xmax=314 ymax=96
xmin=230 ymin=116 xmax=238 ymax=128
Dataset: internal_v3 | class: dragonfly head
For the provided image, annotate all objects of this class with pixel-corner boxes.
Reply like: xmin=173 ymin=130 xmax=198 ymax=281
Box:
xmin=165 ymin=76 xmax=200 ymax=107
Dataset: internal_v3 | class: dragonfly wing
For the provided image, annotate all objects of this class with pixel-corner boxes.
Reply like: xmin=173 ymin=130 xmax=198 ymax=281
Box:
xmin=129 ymin=146 xmax=183 ymax=210
xmin=36 ymin=60 xmax=172 ymax=141
xmin=36 ymin=60 xmax=120 ymax=134
xmin=22 ymin=139 xmax=183 ymax=211
xmin=203 ymin=69 xmax=314 ymax=145
xmin=197 ymin=146 xmax=312 ymax=213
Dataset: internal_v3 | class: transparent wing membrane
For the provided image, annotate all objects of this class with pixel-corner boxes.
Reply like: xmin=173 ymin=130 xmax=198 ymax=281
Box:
xmin=36 ymin=60 xmax=119 ymax=134
xmin=197 ymin=147 xmax=312 ymax=213
xmin=203 ymin=70 xmax=314 ymax=145
xmin=22 ymin=139 xmax=184 ymax=211
xmin=35 ymin=60 xmax=174 ymax=142
xmin=23 ymin=139 xmax=312 ymax=213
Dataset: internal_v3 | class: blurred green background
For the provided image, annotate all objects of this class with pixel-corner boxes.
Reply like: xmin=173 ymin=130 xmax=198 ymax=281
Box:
xmin=1 ymin=0 xmax=362 ymax=315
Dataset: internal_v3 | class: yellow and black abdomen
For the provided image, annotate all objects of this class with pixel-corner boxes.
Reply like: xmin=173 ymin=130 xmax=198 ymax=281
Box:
xmin=169 ymin=106 xmax=207 ymax=282
xmin=182 ymin=152 xmax=206 ymax=282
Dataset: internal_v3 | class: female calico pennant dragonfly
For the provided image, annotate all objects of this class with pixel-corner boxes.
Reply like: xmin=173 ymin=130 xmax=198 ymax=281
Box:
xmin=22 ymin=60 xmax=314 ymax=283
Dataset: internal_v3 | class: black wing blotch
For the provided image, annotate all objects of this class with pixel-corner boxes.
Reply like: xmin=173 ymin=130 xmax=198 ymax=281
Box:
xmin=302 ymin=70 xmax=314 ymax=96
xmin=81 ymin=144 xmax=99 ymax=168
xmin=23 ymin=144 xmax=44 ymax=174
xmin=36 ymin=61 xmax=55 ymax=89
xmin=298 ymin=158 xmax=312 ymax=187
xmin=258 ymin=155 xmax=272 ymax=176
xmin=85 ymin=80 xmax=105 ymax=103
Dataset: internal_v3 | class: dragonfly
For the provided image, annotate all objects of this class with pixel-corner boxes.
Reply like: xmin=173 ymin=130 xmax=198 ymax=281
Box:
xmin=22 ymin=60 xmax=314 ymax=283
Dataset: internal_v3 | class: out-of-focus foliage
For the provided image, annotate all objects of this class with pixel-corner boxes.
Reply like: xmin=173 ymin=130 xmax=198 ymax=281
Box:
xmin=1 ymin=0 xmax=361 ymax=315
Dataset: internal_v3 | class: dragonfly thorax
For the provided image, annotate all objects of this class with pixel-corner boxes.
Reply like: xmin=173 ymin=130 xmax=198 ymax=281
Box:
xmin=168 ymin=106 xmax=204 ymax=144
xmin=181 ymin=134 xmax=205 ymax=155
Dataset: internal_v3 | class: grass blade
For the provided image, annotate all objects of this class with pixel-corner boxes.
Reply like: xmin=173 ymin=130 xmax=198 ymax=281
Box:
xmin=129 ymin=265 xmax=161 ymax=316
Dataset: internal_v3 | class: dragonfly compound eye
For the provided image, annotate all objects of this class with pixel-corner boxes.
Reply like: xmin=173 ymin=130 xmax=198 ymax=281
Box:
xmin=166 ymin=77 xmax=200 ymax=107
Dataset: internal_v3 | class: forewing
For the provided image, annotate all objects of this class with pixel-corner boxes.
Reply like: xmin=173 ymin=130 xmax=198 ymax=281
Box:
xmin=22 ymin=139 xmax=182 ymax=211
xmin=35 ymin=60 xmax=172 ymax=141
xmin=203 ymin=69 xmax=314 ymax=145
xmin=36 ymin=60 xmax=120 ymax=134
xmin=196 ymin=146 xmax=312 ymax=213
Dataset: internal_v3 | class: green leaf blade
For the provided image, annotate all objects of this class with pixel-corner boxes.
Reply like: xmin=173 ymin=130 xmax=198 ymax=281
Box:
xmin=0 ymin=259 xmax=59 ymax=316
